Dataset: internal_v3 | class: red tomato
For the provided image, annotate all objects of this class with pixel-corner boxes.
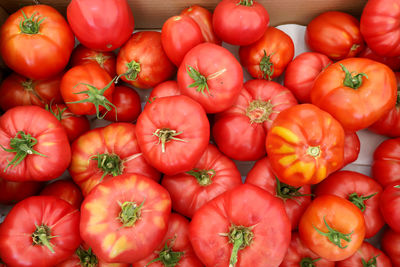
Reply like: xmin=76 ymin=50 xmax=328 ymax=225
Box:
xmin=0 ymin=177 xmax=42 ymax=205
xmin=0 ymin=196 xmax=81 ymax=267
xmin=70 ymin=44 xmax=117 ymax=77
xmin=103 ymin=85 xmax=142 ymax=122
xmin=381 ymin=227 xmax=400 ymax=266
xmin=67 ymin=0 xmax=134 ymax=51
xmin=360 ymin=0 xmax=400 ymax=57
xmin=380 ymin=182 xmax=400 ymax=233
xmin=0 ymin=72 xmax=64 ymax=111
xmin=311 ymin=58 xmax=397 ymax=131
xmin=40 ymin=179 xmax=83 ymax=210
xmin=162 ymin=144 xmax=242 ymax=218
xmin=306 ymin=11 xmax=364 ymax=60
xmin=239 ymin=26 xmax=294 ymax=80
xmin=161 ymin=15 xmax=204 ymax=66
xmin=284 ymin=52 xmax=332 ymax=103
xmin=314 ymin=170 xmax=385 ymax=238
xmin=369 ymin=72 xmax=400 ymax=137
xmin=343 ymin=131 xmax=360 ymax=167
xmin=245 ymin=157 xmax=312 ymax=230
xmin=358 ymin=46 xmax=400 ymax=71
xmin=298 ymin=195 xmax=365 ymax=261
xmin=80 ymin=174 xmax=171 ymax=263
xmin=136 ymin=95 xmax=210 ymax=175
xmin=0 ymin=5 xmax=75 ymax=80
xmin=280 ymin=232 xmax=335 ymax=267
xmin=0 ymin=106 xmax=71 ymax=181
xmin=149 ymin=80 xmax=180 ymax=101
xmin=60 ymin=63 xmax=115 ymax=119
xmin=213 ymin=80 xmax=297 ymax=161
xmin=133 ymin=213 xmax=203 ymax=267
xmin=189 ymin=184 xmax=291 ymax=266
xmin=116 ymin=31 xmax=176 ymax=89
xmin=212 ymin=0 xmax=269 ymax=46
xmin=372 ymin=138 xmax=400 ymax=187
xmin=181 ymin=5 xmax=221 ymax=45
xmin=266 ymin=104 xmax=345 ymax=187
xmin=69 ymin=123 xmax=160 ymax=196
xmin=177 ymin=43 xmax=243 ymax=113
xmin=336 ymin=241 xmax=392 ymax=267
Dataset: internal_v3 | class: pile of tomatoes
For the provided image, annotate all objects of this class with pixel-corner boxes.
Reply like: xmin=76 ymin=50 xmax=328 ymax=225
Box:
xmin=0 ymin=0 xmax=399 ymax=266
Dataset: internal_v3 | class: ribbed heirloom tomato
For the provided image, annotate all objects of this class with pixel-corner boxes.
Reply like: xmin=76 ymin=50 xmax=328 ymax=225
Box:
xmin=336 ymin=242 xmax=392 ymax=267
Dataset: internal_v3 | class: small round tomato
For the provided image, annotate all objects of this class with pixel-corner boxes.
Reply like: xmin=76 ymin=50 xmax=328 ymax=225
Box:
xmin=381 ymin=227 xmax=400 ymax=266
xmin=336 ymin=241 xmax=392 ymax=267
xmin=40 ymin=179 xmax=83 ymax=210
xmin=298 ymin=195 xmax=365 ymax=261
xmin=0 ymin=177 xmax=42 ymax=205
xmin=343 ymin=131 xmax=360 ymax=167
xmin=103 ymin=85 xmax=142 ymax=122
xmin=372 ymin=138 xmax=400 ymax=187
xmin=148 ymin=80 xmax=180 ymax=101
xmin=306 ymin=11 xmax=364 ymax=60
xmin=380 ymin=182 xmax=400 ymax=233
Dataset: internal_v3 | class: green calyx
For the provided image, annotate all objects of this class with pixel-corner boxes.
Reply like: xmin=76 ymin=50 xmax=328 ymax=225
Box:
xmin=91 ymin=153 xmax=123 ymax=181
xmin=186 ymin=65 xmax=227 ymax=96
xmin=19 ymin=10 xmax=45 ymax=34
xmin=83 ymin=53 xmax=111 ymax=69
xmin=145 ymin=238 xmax=184 ymax=267
xmin=32 ymin=224 xmax=56 ymax=253
xmin=300 ymin=257 xmax=321 ymax=267
xmin=76 ymin=247 xmax=98 ymax=267
xmin=1 ymin=131 xmax=47 ymax=172
xmin=313 ymin=217 xmax=353 ymax=249
xmin=46 ymin=103 xmax=67 ymax=121
xmin=246 ymin=99 xmax=273 ymax=123
xmin=186 ymin=169 xmax=216 ymax=186
xmin=348 ymin=192 xmax=377 ymax=212
xmin=275 ymin=177 xmax=312 ymax=201
xmin=123 ymin=60 xmax=141 ymax=81
xmin=153 ymin=128 xmax=187 ymax=153
xmin=340 ymin=64 xmax=368 ymax=89
xmin=362 ymin=255 xmax=378 ymax=267
xmin=118 ymin=200 xmax=145 ymax=227
xmin=260 ymin=50 xmax=274 ymax=80
xmin=220 ymin=224 xmax=254 ymax=267
xmin=238 ymin=0 xmax=254 ymax=6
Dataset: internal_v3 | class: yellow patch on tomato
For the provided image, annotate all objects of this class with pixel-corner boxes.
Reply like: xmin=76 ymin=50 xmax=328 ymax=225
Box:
xmin=153 ymin=216 xmax=166 ymax=229
xmin=274 ymin=144 xmax=295 ymax=154
xmin=39 ymin=142 xmax=56 ymax=147
xmin=278 ymin=154 xmax=298 ymax=166
xmin=109 ymin=236 xmax=133 ymax=258
xmin=85 ymin=202 xmax=107 ymax=223
xmin=316 ymin=165 xmax=327 ymax=181
xmin=47 ymin=123 xmax=55 ymax=129
xmin=285 ymin=161 xmax=315 ymax=181
xmin=98 ymin=184 xmax=111 ymax=195
xmin=87 ymin=223 xmax=108 ymax=234
xmin=271 ymin=126 xmax=299 ymax=144
xmin=137 ymin=180 xmax=150 ymax=192
xmin=153 ymin=199 xmax=170 ymax=211
xmin=103 ymin=233 xmax=117 ymax=250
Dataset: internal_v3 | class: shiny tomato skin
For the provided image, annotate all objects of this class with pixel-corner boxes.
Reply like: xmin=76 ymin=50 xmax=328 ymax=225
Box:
xmin=149 ymin=80 xmax=180 ymax=101
xmin=67 ymin=0 xmax=134 ymax=51
xmin=212 ymin=0 xmax=269 ymax=46
xmin=0 ymin=5 xmax=75 ymax=80
xmin=161 ymin=144 xmax=242 ymax=218
xmin=213 ymin=80 xmax=297 ymax=161
xmin=266 ymin=104 xmax=345 ymax=187
xmin=380 ymin=182 xmax=400 ymax=233
xmin=245 ymin=157 xmax=311 ymax=230
xmin=284 ymin=52 xmax=332 ymax=103
xmin=117 ymin=31 xmax=176 ymax=89
xmin=311 ymin=58 xmax=397 ymax=132
xmin=103 ymin=86 xmax=142 ymax=122
xmin=239 ymin=27 xmax=294 ymax=80
xmin=161 ymin=15 xmax=204 ymax=67
xmin=0 ymin=177 xmax=42 ymax=205
xmin=358 ymin=46 xmax=400 ymax=71
xmin=298 ymin=195 xmax=365 ymax=261
xmin=343 ymin=131 xmax=360 ymax=167
xmin=381 ymin=227 xmax=400 ymax=266
xmin=0 ymin=72 xmax=64 ymax=111
xmin=80 ymin=174 xmax=171 ymax=263
xmin=336 ymin=241 xmax=392 ymax=267
xmin=314 ymin=170 xmax=385 ymax=238
xmin=306 ymin=11 xmax=364 ymax=60
xmin=40 ymin=180 xmax=83 ymax=210
xmin=372 ymin=138 xmax=400 ymax=187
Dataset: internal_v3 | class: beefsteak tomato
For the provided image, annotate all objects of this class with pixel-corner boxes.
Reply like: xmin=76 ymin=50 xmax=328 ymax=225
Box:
xmin=336 ymin=241 xmax=392 ymax=267
xmin=372 ymin=137 xmax=400 ymax=187
xmin=379 ymin=182 xmax=400 ymax=233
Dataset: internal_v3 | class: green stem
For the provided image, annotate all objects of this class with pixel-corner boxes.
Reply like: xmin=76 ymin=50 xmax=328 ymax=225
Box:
xmin=76 ymin=247 xmax=98 ymax=267
xmin=340 ymin=64 xmax=368 ymax=89
xmin=90 ymin=153 xmax=123 ymax=181
xmin=123 ymin=60 xmax=141 ymax=81
xmin=145 ymin=238 xmax=184 ymax=267
xmin=300 ymin=257 xmax=321 ymax=267
xmin=259 ymin=50 xmax=274 ymax=80
xmin=237 ymin=0 xmax=254 ymax=6
xmin=275 ymin=177 xmax=313 ymax=201
xmin=153 ymin=128 xmax=187 ymax=153
xmin=348 ymin=192 xmax=377 ymax=212
xmin=220 ymin=225 xmax=254 ymax=267
xmin=186 ymin=65 xmax=209 ymax=95
xmin=118 ymin=200 xmax=145 ymax=227
xmin=313 ymin=217 xmax=353 ymax=249
xmin=46 ymin=103 xmax=67 ymax=121
xmin=32 ymin=224 xmax=55 ymax=253
xmin=19 ymin=10 xmax=45 ymax=34
xmin=362 ymin=255 xmax=378 ymax=267
xmin=186 ymin=169 xmax=216 ymax=186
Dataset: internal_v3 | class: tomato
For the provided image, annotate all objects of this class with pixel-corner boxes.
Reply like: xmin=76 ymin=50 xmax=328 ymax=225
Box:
xmin=189 ymin=184 xmax=291 ymax=266
xmin=148 ymin=80 xmax=180 ymax=101
xmin=0 ymin=196 xmax=81 ymax=267
xmin=343 ymin=131 xmax=360 ymax=167
xmin=116 ymin=31 xmax=176 ymax=89
xmin=360 ymin=0 xmax=400 ymax=57
xmin=162 ymin=144 xmax=242 ymax=218
xmin=306 ymin=11 xmax=364 ymax=60
xmin=283 ymin=52 xmax=332 ymax=103
xmin=69 ymin=123 xmax=160 ymax=196
xmin=381 ymin=227 xmax=400 ymax=266
xmin=177 ymin=43 xmax=243 ymax=113
xmin=372 ymin=138 xmax=400 ymax=187
xmin=239 ymin=26 xmax=294 ymax=80
xmin=266 ymin=104 xmax=345 ymax=187
xmin=0 ymin=177 xmax=42 ymax=205
xmin=280 ymin=232 xmax=335 ymax=267
xmin=358 ymin=46 xmax=400 ymax=71
xmin=0 ymin=72 xmax=64 ymax=111
xmin=136 ymin=95 xmax=210 ymax=175
xmin=299 ymin=195 xmax=365 ymax=261
xmin=311 ymin=58 xmax=397 ymax=131
xmin=0 ymin=106 xmax=71 ymax=182
xmin=368 ymin=72 xmax=400 ymax=137
xmin=70 ymin=44 xmax=117 ymax=77
xmin=380 ymin=182 xmax=400 ymax=233
xmin=60 ymin=63 xmax=115 ymax=119
xmin=213 ymin=79 xmax=297 ymax=161
xmin=212 ymin=0 xmax=269 ymax=46
xmin=40 ymin=179 xmax=83 ymax=210
xmin=314 ymin=170 xmax=384 ymax=238
xmin=336 ymin=241 xmax=392 ymax=267
xmin=67 ymin=0 xmax=134 ymax=51
xmin=80 ymin=174 xmax=171 ymax=263
xmin=133 ymin=213 xmax=203 ymax=267
xmin=103 ymin=85 xmax=142 ymax=122
xmin=161 ymin=15 xmax=204 ymax=67
xmin=181 ymin=5 xmax=221 ymax=45
xmin=0 ymin=5 xmax=74 ymax=80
